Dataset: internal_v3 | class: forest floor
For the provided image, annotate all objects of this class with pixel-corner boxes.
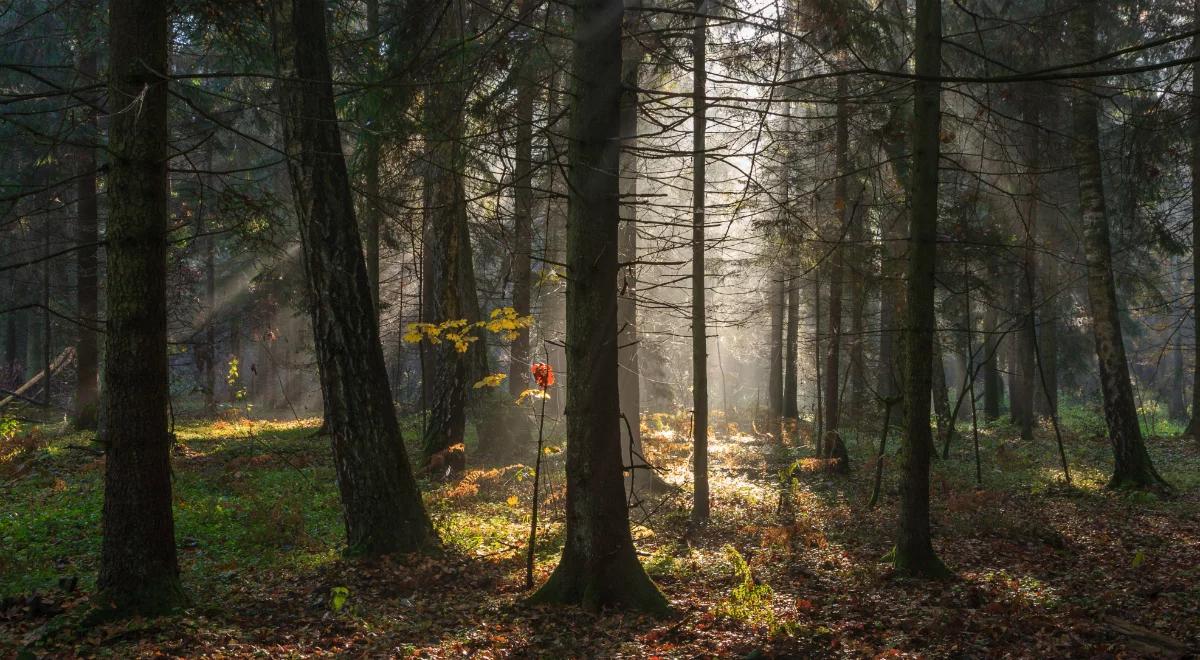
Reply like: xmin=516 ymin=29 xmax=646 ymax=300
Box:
xmin=1 ymin=404 xmax=1199 ymax=658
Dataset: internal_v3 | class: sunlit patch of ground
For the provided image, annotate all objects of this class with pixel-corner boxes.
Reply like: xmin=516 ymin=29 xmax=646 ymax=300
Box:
xmin=1 ymin=408 xmax=1198 ymax=657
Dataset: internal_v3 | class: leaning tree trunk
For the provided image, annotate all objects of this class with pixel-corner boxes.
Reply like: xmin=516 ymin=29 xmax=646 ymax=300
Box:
xmin=73 ymin=43 xmax=100 ymax=430
xmin=274 ymin=0 xmax=436 ymax=554
xmin=895 ymin=0 xmax=951 ymax=579
xmin=528 ymin=0 xmax=669 ymax=613
xmin=96 ymin=0 xmax=186 ymax=615
xmin=1070 ymin=4 xmax=1172 ymax=492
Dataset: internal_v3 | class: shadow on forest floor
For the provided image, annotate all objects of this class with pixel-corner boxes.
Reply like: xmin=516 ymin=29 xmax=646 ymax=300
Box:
xmin=1 ymin=406 xmax=1198 ymax=657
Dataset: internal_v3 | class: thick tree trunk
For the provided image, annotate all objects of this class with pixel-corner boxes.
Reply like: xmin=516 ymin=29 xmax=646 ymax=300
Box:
xmin=96 ymin=0 xmax=185 ymax=614
xmin=274 ymin=0 xmax=436 ymax=553
xmin=783 ymin=266 xmax=800 ymax=419
xmin=690 ymin=0 xmax=710 ymax=523
xmin=73 ymin=47 xmax=100 ymax=429
xmin=528 ymin=0 xmax=668 ymax=612
xmin=1070 ymin=3 xmax=1172 ymax=492
xmin=895 ymin=0 xmax=951 ymax=578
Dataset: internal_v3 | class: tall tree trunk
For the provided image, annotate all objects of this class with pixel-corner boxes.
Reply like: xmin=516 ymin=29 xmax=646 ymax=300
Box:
xmin=767 ymin=274 xmax=785 ymax=423
xmin=690 ymin=0 xmax=710 ymax=523
xmin=542 ymin=66 xmax=568 ymax=420
xmin=508 ymin=0 xmax=538 ymax=400
xmin=1188 ymin=0 xmax=1200 ymax=439
xmin=783 ymin=265 xmax=800 ymax=419
xmin=362 ymin=0 xmax=381 ymax=317
xmin=96 ymin=0 xmax=186 ymax=614
xmin=618 ymin=5 xmax=663 ymax=493
xmin=1070 ymin=3 xmax=1172 ymax=492
xmin=274 ymin=0 xmax=436 ymax=553
xmin=932 ymin=331 xmax=951 ymax=448
xmin=1036 ymin=256 xmax=1059 ymax=417
xmin=73 ymin=43 xmax=100 ymax=429
xmin=824 ymin=73 xmax=848 ymax=435
xmin=982 ymin=294 xmax=1002 ymax=420
xmin=420 ymin=7 xmax=488 ymax=466
xmin=1012 ymin=92 xmax=1040 ymax=441
xmin=895 ymin=0 xmax=951 ymax=578
xmin=528 ymin=0 xmax=668 ymax=612
xmin=848 ymin=197 xmax=868 ymax=417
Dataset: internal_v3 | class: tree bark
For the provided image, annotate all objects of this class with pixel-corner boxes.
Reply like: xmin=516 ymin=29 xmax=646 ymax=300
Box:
xmin=1070 ymin=3 xmax=1172 ymax=492
xmin=528 ymin=0 xmax=668 ymax=613
xmin=618 ymin=4 xmax=665 ymax=493
xmin=1188 ymin=0 xmax=1200 ymax=439
xmin=823 ymin=72 xmax=848 ymax=435
xmin=274 ymin=0 xmax=436 ymax=553
xmin=73 ymin=39 xmax=100 ymax=429
xmin=96 ymin=0 xmax=186 ymax=614
xmin=690 ymin=0 xmax=710 ymax=523
xmin=895 ymin=0 xmax=951 ymax=579
xmin=362 ymin=0 xmax=382 ymax=317
xmin=783 ymin=265 xmax=800 ymax=419
xmin=420 ymin=5 xmax=488 ymax=466
xmin=508 ymin=0 xmax=538 ymax=400
xmin=982 ymin=294 xmax=1002 ymax=420
xmin=767 ymin=274 xmax=785 ymax=423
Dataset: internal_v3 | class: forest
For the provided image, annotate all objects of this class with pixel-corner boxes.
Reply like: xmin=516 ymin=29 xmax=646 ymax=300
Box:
xmin=1 ymin=0 xmax=1199 ymax=656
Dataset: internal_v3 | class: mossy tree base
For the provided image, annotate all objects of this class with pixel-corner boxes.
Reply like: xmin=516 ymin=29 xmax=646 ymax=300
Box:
xmin=893 ymin=546 xmax=954 ymax=580
xmin=87 ymin=579 xmax=188 ymax=624
xmin=529 ymin=549 xmax=671 ymax=616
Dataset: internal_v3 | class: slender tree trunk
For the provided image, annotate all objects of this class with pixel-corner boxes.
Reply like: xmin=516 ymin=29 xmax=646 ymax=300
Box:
xmin=362 ymin=0 xmax=381 ymax=315
xmin=508 ymin=0 xmax=537 ymax=400
xmin=73 ymin=43 xmax=100 ymax=429
xmin=274 ymin=0 xmax=436 ymax=553
xmin=96 ymin=0 xmax=186 ymax=614
xmin=895 ymin=0 xmax=951 ymax=579
xmin=1188 ymin=0 xmax=1200 ymax=439
xmin=1012 ymin=92 xmax=1040 ymax=441
xmin=824 ymin=73 xmax=848 ymax=435
xmin=1070 ymin=3 xmax=1172 ymax=492
xmin=542 ymin=67 xmax=568 ymax=420
xmin=932 ymin=331 xmax=951 ymax=448
xmin=618 ymin=6 xmax=664 ymax=493
xmin=848 ymin=197 xmax=867 ymax=417
xmin=982 ymin=295 xmax=1001 ymax=420
xmin=783 ymin=265 xmax=800 ymax=419
xmin=1036 ymin=256 xmax=1059 ymax=417
xmin=528 ymin=0 xmax=668 ymax=612
xmin=767 ymin=274 xmax=785 ymax=423
xmin=420 ymin=6 xmax=488 ymax=466
xmin=690 ymin=0 xmax=710 ymax=523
